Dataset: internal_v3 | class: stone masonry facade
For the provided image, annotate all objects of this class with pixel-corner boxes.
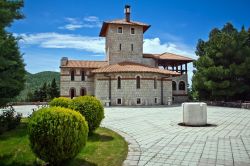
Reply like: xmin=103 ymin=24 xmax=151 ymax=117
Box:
xmin=60 ymin=5 xmax=193 ymax=106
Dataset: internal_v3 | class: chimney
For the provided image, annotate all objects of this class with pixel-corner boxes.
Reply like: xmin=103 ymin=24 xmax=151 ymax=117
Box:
xmin=60 ymin=57 xmax=68 ymax=66
xmin=124 ymin=5 xmax=131 ymax=22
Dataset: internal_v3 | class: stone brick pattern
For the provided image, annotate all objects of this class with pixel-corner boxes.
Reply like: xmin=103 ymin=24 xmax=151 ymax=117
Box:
xmin=172 ymin=74 xmax=188 ymax=103
xmin=60 ymin=68 xmax=95 ymax=97
xmin=106 ymin=24 xmax=144 ymax=65
xmin=95 ymin=73 xmax=172 ymax=106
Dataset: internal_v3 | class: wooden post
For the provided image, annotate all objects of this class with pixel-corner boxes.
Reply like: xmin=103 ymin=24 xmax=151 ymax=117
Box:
xmin=181 ymin=64 xmax=183 ymax=74
xmin=185 ymin=63 xmax=187 ymax=74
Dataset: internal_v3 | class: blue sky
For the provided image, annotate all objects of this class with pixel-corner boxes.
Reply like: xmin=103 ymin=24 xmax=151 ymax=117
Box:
xmin=9 ymin=0 xmax=250 ymax=76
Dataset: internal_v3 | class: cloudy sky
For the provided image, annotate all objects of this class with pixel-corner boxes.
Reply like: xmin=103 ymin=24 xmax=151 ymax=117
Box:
xmin=9 ymin=0 xmax=250 ymax=82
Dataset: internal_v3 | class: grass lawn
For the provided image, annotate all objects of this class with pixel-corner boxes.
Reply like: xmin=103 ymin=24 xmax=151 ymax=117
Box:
xmin=0 ymin=119 xmax=128 ymax=166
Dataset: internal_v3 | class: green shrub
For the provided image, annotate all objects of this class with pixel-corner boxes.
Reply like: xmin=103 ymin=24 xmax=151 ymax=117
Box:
xmin=49 ymin=97 xmax=71 ymax=108
xmin=69 ymin=96 xmax=104 ymax=133
xmin=28 ymin=107 xmax=88 ymax=165
xmin=0 ymin=107 xmax=22 ymax=135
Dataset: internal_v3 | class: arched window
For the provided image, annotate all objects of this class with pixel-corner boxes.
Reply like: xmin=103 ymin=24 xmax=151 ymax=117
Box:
xmin=70 ymin=88 xmax=75 ymax=99
xmin=80 ymin=88 xmax=86 ymax=96
xmin=117 ymin=76 xmax=121 ymax=89
xmin=179 ymin=81 xmax=185 ymax=90
xmin=154 ymin=77 xmax=157 ymax=89
xmin=81 ymin=70 xmax=85 ymax=81
xmin=136 ymin=76 xmax=140 ymax=89
xmin=70 ymin=69 xmax=75 ymax=81
xmin=172 ymin=81 xmax=177 ymax=90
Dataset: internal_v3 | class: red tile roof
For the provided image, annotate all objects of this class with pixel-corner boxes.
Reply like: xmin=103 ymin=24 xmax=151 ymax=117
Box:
xmin=99 ymin=19 xmax=150 ymax=37
xmin=92 ymin=61 xmax=180 ymax=76
xmin=61 ymin=60 xmax=108 ymax=68
xmin=143 ymin=52 xmax=194 ymax=62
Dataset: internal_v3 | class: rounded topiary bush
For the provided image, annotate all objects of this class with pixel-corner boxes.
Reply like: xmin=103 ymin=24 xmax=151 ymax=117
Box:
xmin=49 ymin=97 xmax=71 ymax=108
xmin=69 ymin=96 xmax=104 ymax=133
xmin=28 ymin=107 xmax=88 ymax=165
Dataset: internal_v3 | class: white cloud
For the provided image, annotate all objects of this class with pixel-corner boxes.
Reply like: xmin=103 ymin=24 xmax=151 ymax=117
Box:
xmin=19 ymin=32 xmax=195 ymax=58
xmin=59 ymin=16 xmax=102 ymax=30
xmin=143 ymin=38 xmax=195 ymax=59
xmin=19 ymin=32 xmax=105 ymax=54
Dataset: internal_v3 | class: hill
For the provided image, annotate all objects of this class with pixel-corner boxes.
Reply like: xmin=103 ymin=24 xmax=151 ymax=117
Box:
xmin=15 ymin=71 xmax=60 ymax=101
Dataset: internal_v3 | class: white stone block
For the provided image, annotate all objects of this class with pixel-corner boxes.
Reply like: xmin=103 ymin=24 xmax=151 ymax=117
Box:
xmin=182 ymin=102 xmax=207 ymax=126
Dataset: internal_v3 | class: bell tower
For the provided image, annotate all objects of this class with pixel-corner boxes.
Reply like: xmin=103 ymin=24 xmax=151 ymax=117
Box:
xmin=99 ymin=5 xmax=150 ymax=65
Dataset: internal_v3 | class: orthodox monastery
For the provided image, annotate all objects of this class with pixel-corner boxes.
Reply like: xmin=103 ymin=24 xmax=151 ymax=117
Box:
xmin=60 ymin=5 xmax=193 ymax=106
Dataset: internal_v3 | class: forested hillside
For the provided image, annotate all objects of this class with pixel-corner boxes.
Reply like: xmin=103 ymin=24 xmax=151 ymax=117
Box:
xmin=15 ymin=71 xmax=60 ymax=101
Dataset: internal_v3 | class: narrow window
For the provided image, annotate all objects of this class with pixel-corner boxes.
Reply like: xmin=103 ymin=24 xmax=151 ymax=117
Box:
xmin=117 ymin=76 xmax=121 ymax=89
xmin=117 ymin=98 xmax=122 ymax=105
xmin=80 ymin=88 xmax=85 ymax=96
xmin=179 ymin=81 xmax=185 ymax=90
xmin=81 ymin=70 xmax=85 ymax=81
xmin=70 ymin=69 xmax=75 ymax=81
xmin=136 ymin=76 xmax=140 ymax=89
xmin=70 ymin=88 xmax=75 ymax=99
xmin=172 ymin=81 xmax=177 ymax=90
xmin=137 ymin=98 xmax=141 ymax=105
xmin=118 ymin=27 xmax=123 ymax=33
xmin=119 ymin=43 xmax=122 ymax=51
xmin=131 ymin=27 xmax=135 ymax=34
xmin=131 ymin=44 xmax=133 ymax=51
xmin=155 ymin=98 xmax=158 ymax=104
xmin=154 ymin=77 xmax=157 ymax=89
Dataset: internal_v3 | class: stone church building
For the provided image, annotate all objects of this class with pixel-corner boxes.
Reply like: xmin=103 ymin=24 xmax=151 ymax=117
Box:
xmin=60 ymin=5 xmax=193 ymax=106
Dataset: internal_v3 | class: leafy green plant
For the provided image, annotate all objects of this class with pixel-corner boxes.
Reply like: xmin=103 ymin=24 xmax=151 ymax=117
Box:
xmin=28 ymin=107 xmax=88 ymax=165
xmin=49 ymin=97 xmax=71 ymax=108
xmin=69 ymin=96 xmax=104 ymax=133
xmin=0 ymin=107 xmax=22 ymax=134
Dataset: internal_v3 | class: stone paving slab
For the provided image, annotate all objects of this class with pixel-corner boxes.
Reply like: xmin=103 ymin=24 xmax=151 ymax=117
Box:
xmin=101 ymin=106 xmax=250 ymax=166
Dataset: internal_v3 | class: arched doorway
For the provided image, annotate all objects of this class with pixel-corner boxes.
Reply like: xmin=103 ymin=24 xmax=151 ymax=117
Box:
xmin=80 ymin=88 xmax=86 ymax=96
xmin=70 ymin=88 xmax=75 ymax=99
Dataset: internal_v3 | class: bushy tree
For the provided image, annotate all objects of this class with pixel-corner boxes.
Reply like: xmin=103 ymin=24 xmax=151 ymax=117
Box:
xmin=48 ymin=78 xmax=59 ymax=99
xmin=28 ymin=107 xmax=88 ymax=165
xmin=193 ymin=23 xmax=250 ymax=101
xmin=0 ymin=0 xmax=25 ymax=107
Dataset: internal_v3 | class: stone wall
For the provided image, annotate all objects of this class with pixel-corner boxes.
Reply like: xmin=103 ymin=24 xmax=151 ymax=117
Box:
xmin=60 ymin=68 xmax=95 ymax=97
xmin=171 ymin=74 xmax=188 ymax=103
xmin=95 ymin=72 xmax=172 ymax=106
xmin=106 ymin=24 xmax=144 ymax=65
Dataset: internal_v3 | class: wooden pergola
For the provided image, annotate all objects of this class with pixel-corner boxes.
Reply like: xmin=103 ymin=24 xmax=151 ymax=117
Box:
xmin=143 ymin=53 xmax=194 ymax=74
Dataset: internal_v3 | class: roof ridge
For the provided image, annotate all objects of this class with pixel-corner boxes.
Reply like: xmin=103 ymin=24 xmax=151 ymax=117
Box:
xmin=68 ymin=60 xmax=107 ymax=62
xmin=160 ymin=52 xmax=194 ymax=60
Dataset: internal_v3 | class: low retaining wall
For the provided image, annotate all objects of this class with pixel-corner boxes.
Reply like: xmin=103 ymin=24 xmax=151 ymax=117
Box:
xmin=8 ymin=102 xmax=48 ymax=106
xmin=205 ymin=101 xmax=250 ymax=109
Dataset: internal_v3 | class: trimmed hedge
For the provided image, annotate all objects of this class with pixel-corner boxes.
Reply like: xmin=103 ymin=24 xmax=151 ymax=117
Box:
xmin=69 ymin=96 xmax=104 ymax=133
xmin=49 ymin=97 xmax=71 ymax=108
xmin=28 ymin=107 xmax=88 ymax=165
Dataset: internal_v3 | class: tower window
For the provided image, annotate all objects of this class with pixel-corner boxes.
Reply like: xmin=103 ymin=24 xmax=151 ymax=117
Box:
xmin=131 ymin=44 xmax=133 ymax=51
xmin=117 ymin=76 xmax=121 ymax=89
xmin=70 ymin=69 xmax=75 ymax=81
xmin=136 ymin=76 xmax=140 ymax=89
xmin=81 ymin=70 xmax=85 ymax=81
xmin=131 ymin=27 xmax=135 ymax=34
xmin=154 ymin=77 xmax=157 ymax=89
xmin=119 ymin=43 xmax=122 ymax=51
xmin=117 ymin=27 xmax=123 ymax=33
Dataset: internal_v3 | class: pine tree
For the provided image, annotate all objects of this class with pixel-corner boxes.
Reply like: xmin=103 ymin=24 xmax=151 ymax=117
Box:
xmin=0 ymin=0 xmax=25 ymax=107
xmin=48 ymin=78 xmax=59 ymax=100
xmin=193 ymin=23 xmax=250 ymax=101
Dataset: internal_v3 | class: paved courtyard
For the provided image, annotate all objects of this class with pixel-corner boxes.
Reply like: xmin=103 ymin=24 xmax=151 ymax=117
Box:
xmin=102 ymin=106 xmax=250 ymax=166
